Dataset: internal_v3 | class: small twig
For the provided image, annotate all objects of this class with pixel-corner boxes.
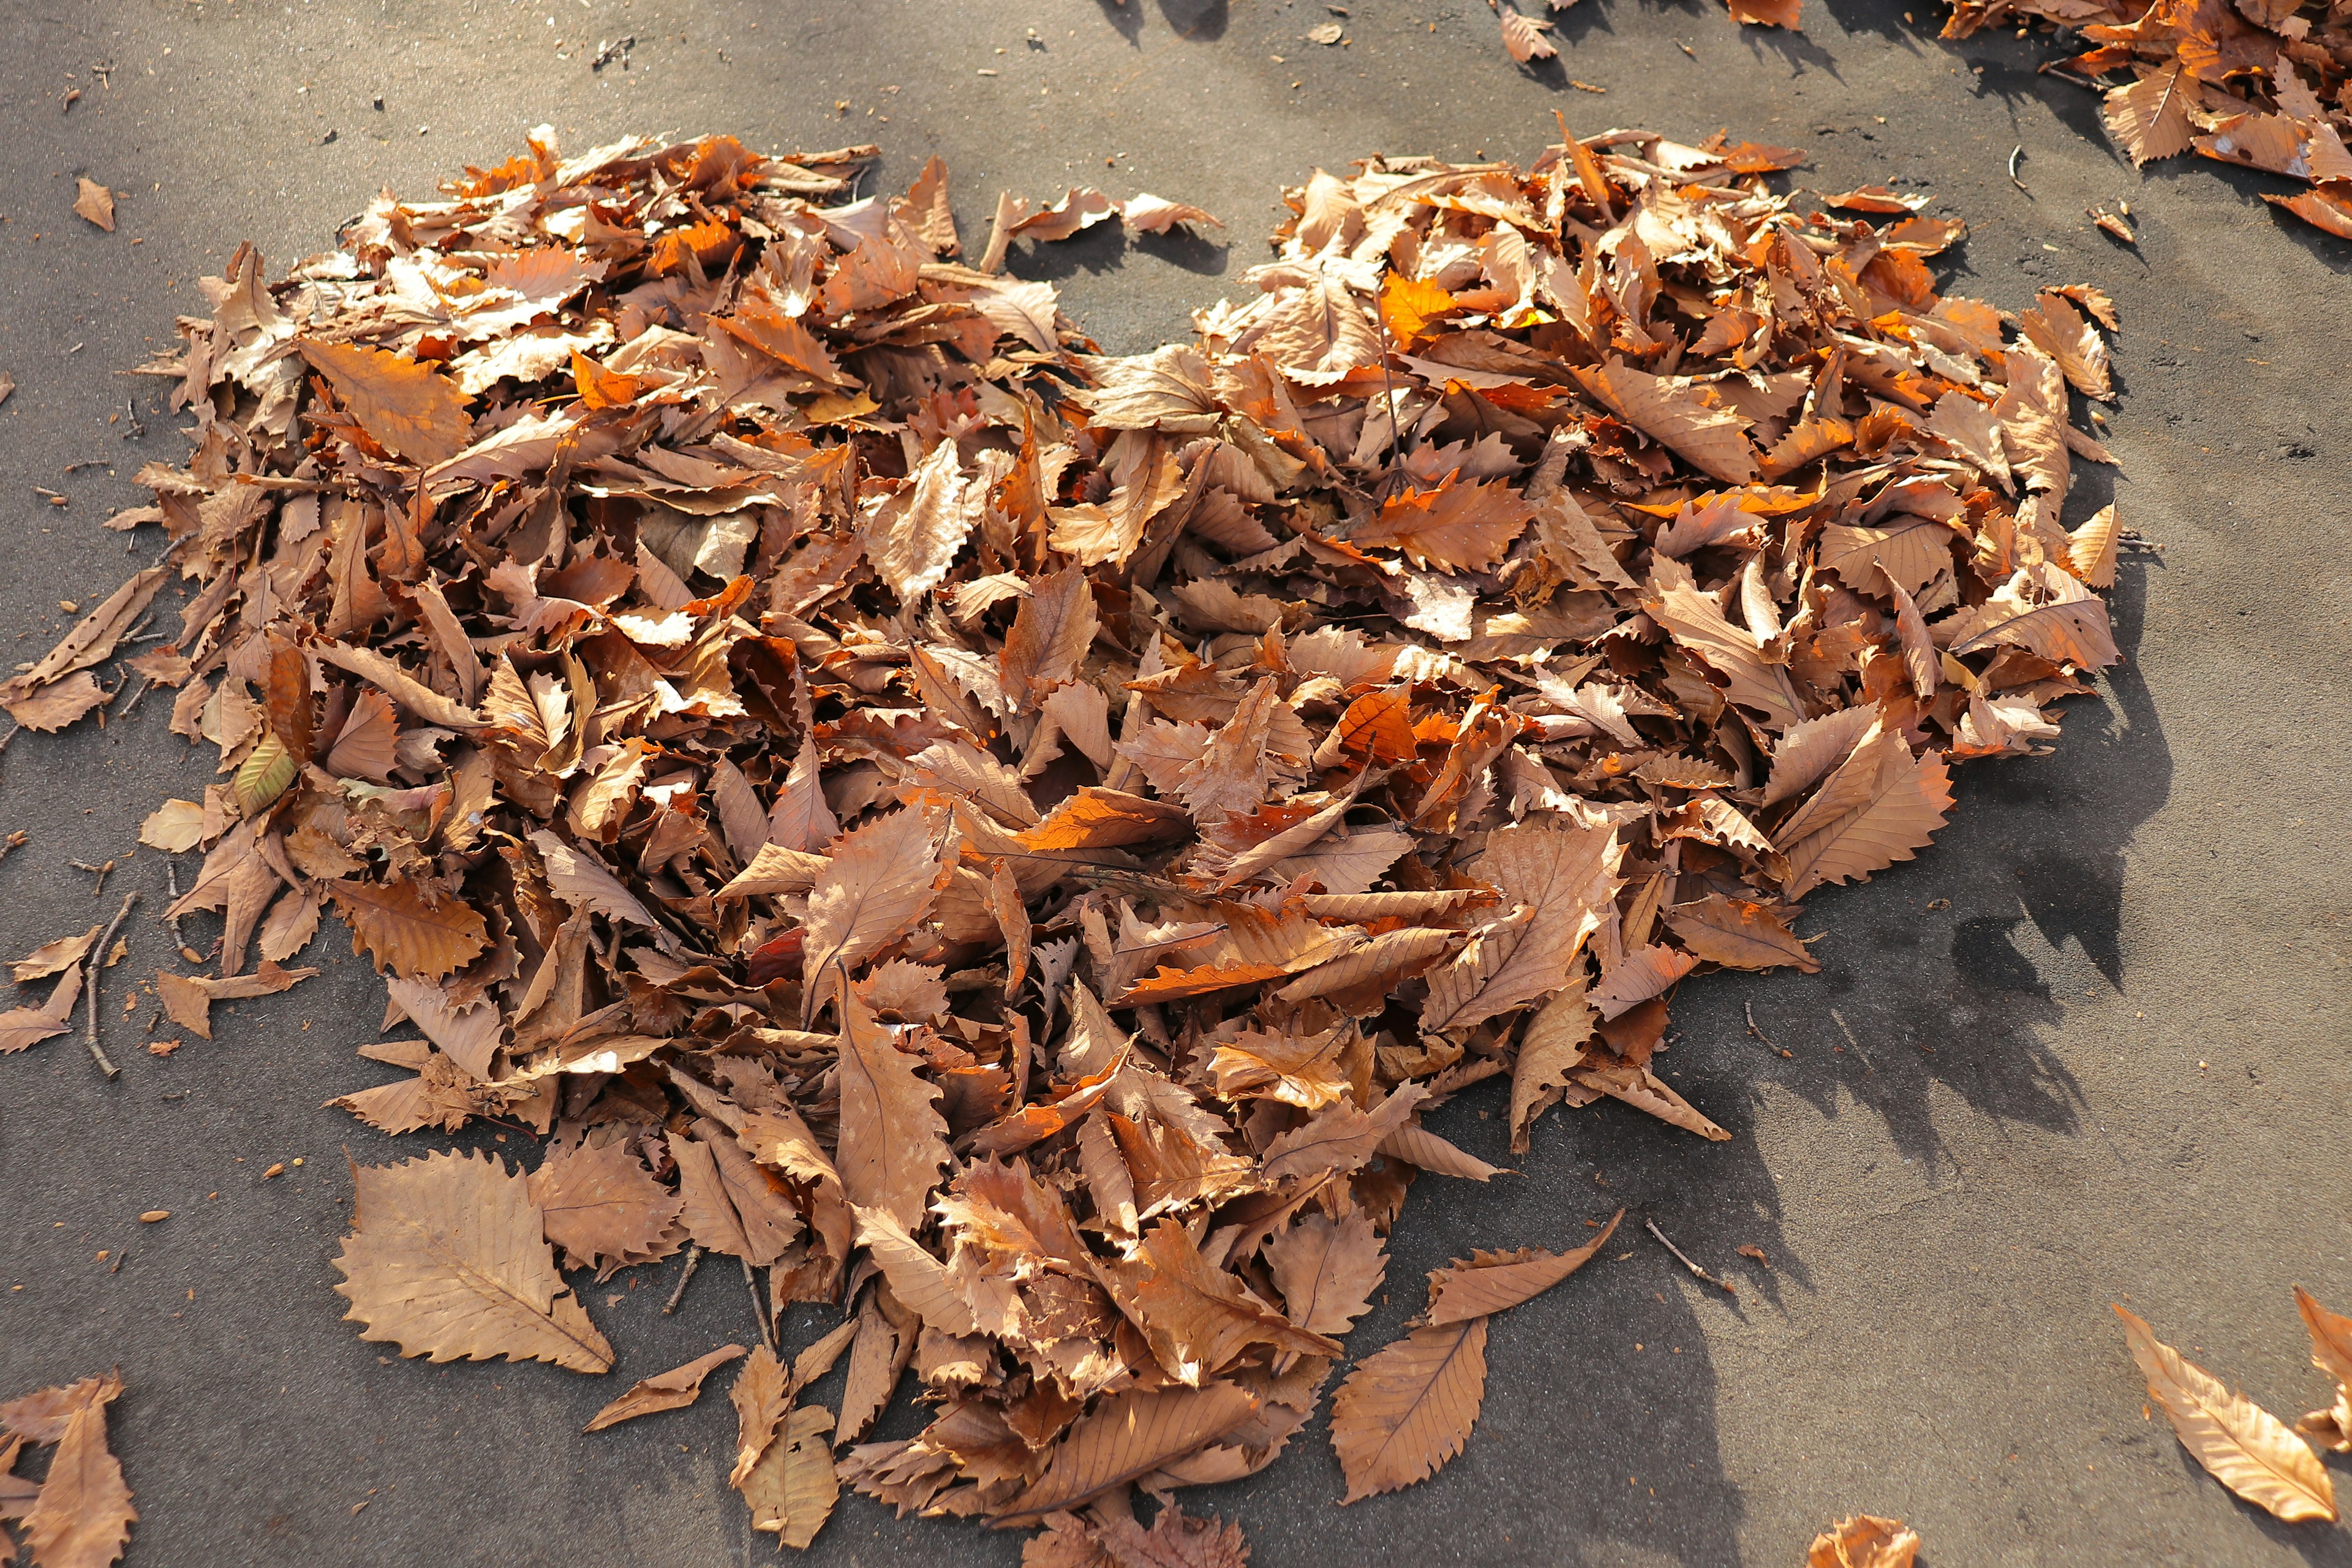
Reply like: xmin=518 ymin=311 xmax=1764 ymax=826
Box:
xmin=117 ymin=677 xmax=154 ymax=720
xmin=1646 ymin=1218 xmax=1735 ymax=1295
xmin=663 ymin=1243 xmax=704 ymax=1314
xmin=1743 ymin=1001 xmax=1774 ymax=1048
xmin=1830 ymin=1007 xmax=1876 ymax=1074
xmin=0 ymin=831 xmax=23 ymax=869
xmin=85 ymin=890 xmax=140 ymax=1079
xmin=109 ymin=1248 xmax=127 ymax=1275
xmin=163 ymin=863 xmax=196 ymax=960
xmin=69 ymin=858 xmax=116 ymax=900
xmin=2008 ymin=144 xmax=2029 ymax=194
xmin=743 ymin=1256 xmax=777 ymax=1355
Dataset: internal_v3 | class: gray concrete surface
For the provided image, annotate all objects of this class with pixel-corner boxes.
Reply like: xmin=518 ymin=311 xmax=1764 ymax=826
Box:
xmin=2 ymin=1 xmax=2348 ymax=1564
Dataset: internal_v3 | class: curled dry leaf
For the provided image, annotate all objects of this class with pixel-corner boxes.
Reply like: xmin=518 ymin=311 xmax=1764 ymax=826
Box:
xmin=584 ymin=1344 xmax=747 ymax=1432
xmin=72 ymin=177 xmax=115 ymax=232
xmin=1806 ymin=1514 xmax=1919 ymax=1568
xmin=1498 ymin=5 xmax=1558 ymax=62
xmin=2294 ymin=1286 xmax=2352 ymax=1453
xmin=1421 ymin=1210 xmax=1624 ymax=1325
xmin=2114 ymin=1304 xmax=2337 ymax=1523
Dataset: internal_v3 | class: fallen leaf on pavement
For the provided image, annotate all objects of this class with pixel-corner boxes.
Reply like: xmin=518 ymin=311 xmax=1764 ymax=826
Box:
xmin=2294 ymin=1286 xmax=2352 ymax=1453
xmin=1807 ymin=1513 xmax=1918 ymax=1567
xmin=2116 ymin=1304 xmax=2336 ymax=1523
xmin=334 ymin=1148 xmax=614 ymax=1373
xmin=72 ymin=178 xmax=115 ymax=232
xmin=584 ymin=1345 xmax=747 ymax=1432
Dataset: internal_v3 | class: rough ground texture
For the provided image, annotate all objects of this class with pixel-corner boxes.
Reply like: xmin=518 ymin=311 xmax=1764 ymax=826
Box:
xmin=0 ymin=2 xmax=2345 ymax=1565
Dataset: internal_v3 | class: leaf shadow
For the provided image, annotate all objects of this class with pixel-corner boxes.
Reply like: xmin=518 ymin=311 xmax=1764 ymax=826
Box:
xmin=1094 ymin=0 xmax=1146 ymax=47
xmin=1158 ymin=0 xmax=1231 ymax=42
xmin=1738 ymin=22 xmax=1847 ymax=82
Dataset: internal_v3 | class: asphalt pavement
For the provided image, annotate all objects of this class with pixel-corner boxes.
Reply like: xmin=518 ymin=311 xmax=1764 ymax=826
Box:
xmin=1 ymin=1 xmax=2348 ymax=1564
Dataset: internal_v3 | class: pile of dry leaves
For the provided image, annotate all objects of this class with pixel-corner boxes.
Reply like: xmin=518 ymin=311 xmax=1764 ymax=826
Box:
xmin=1945 ymin=0 xmax=2352 ymax=239
xmin=5 ymin=119 xmax=2127 ymax=1558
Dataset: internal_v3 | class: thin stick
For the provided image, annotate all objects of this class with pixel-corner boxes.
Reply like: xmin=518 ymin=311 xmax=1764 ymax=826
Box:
xmin=0 ymin=831 xmax=23 ymax=869
xmin=2008 ymin=144 xmax=2029 ymax=193
xmin=85 ymin=890 xmax=140 ymax=1079
xmin=1829 ymin=1007 xmax=1876 ymax=1074
xmin=1743 ymin=1001 xmax=1774 ymax=1048
xmin=743 ymin=1256 xmax=777 ymax=1355
xmin=163 ymin=863 xmax=196 ymax=961
xmin=117 ymin=677 xmax=154 ymax=720
xmin=1646 ymin=1218 xmax=1735 ymax=1295
xmin=663 ymin=1243 xmax=704 ymax=1314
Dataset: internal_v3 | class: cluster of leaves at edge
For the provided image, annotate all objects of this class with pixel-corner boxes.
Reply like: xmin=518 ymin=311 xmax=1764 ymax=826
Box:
xmin=0 ymin=119 xmax=2132 ymax=1561
xmin=1947 ymin=0 xmax=2352 ymax=239
xmin=1482 ymin=0 xmax=2352 ymax=251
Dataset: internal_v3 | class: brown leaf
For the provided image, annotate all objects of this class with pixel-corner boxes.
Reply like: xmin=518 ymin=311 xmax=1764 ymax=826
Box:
xmin=2114 ymin=1304 xmax=2335 ymax=1523
xmin=1947 ymin=562 xmax=2117 ymax=671
xmin=72 ymin=178 xmax=115 ymax=232
xmin=153 ymin=962 xmax=316 ymax=1041
xmin=23 ymin=1400 xmax=135 ymax=1568
xmin=1664 ymin=895 xmax=1819 ymax=972
xmin=584 ymin=1345 xmax=747 ymax=1432
xmin=312 ymin=640 xmax=485 ymax=730
xmin=1103 ymin=1219 xmax=1340 ymax=1384
xmin=1122 ymin=193 xmax=1224 ymax=235
xmin=0 ymin=1373 xmax=123 ymax=1444
xmin=1771 ymin=726 xmax=1954 ymax=900
xmin=1266 ymin=1205 xmax=1389 ymax=1337
xmin=2103 ymin=66 xmax=2194 ymax=167
xmin=1647 ymin=582 xmax=1806 ymax=733
xmin=2067 ymin=503 xmax=2121 ymax=591
xmin=298 ymin=341 xmax=475 ymax=466
xmin=1422 ymin=1210 xmax=1623 ymax=1325
xmin=1806 ymin=1515 xmax=1920 ymax=1568
xmin=1571 ymin=361 xmax=1757 ymax=484
xmin=330 ymin=877 xmax=492 ymax=981
xmin=1330 ymin=1317 xmax=1488 ymax=1503
xmin=2018 ymin=290 xmax=2113 ymax=402
xmin=2295 ymin=1286 xmax=2352 ymax=1452
xmin=11 ymin=926 xmax=100 ymax=984
xmin=1000 ymin=566 xmax=1100 ymax=706
xmin=136 ymin=800 xmax=207 ymax=854
xmin=867 ymin=439 xmax=978 ymax=599
xmin=1509 ymin=981 xmax=1594 ymax=1152
xmin=801 ymin=807 xmax=949 ymax=1016
xmin=1498 ymin=5 xmax=1557 ymax=61
xmin=332 ymin=1148 xmax=614 ymax=1373
xmin=833 ymin=984 xmax=951 ymax=1231
xmin=1 ymin=672 xmax=107 ymax=733
xmin=1422 ymin=820 xmax=1624 ymax=1037
xmin=739 ymin=1403 xmax=839 ymax=1548
xmin=1005 ymin=1384 xmax=1260 ymax=1518
xmin=529 ymin=1135 xmax=685 ymax=1273
xmin=1348 ymin=475 xmax=1534 ymax=572
xmin=0 ymin=962 xmax=86 ymax=1055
